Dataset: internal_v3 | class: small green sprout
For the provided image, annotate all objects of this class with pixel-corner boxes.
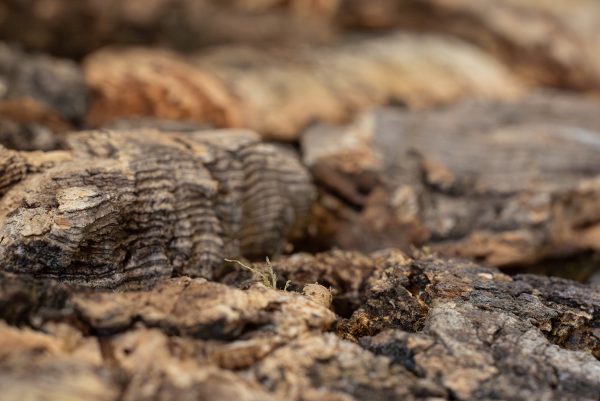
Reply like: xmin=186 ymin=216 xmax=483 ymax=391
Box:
xmin=225 ymin=257 xmax=290 ymax=291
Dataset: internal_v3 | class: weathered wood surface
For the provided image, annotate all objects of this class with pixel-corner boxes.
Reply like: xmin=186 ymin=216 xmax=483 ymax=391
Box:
xmin=84 ymin=34 xmax=520 ymax=140
xmin=1 ymin=250 xmax=598 ymax=401
xmin=301 ymin=91 xmax=600 ymax=267
xmin=0 ymin=129 xmax=314 ymax=288
xmin=0 ymin=0 xmax=340 ymax=58
xmin=340 ymin=0 xmax=600 ymax=90
xmin=0 ymin=43 xmax=88 ymax=150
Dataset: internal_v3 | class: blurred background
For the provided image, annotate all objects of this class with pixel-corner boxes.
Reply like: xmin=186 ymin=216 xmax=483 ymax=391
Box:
xmin=0 ymin=0 xmax=599 ymax=283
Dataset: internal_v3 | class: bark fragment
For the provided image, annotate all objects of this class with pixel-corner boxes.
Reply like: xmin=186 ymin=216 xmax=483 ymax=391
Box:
xmin=0 ymin=129 xmax=314 ymax=288
xmin=84 ymin=34 xmax=521 ymax=140
xmin=302 ymin=91 xmax=600 ymax=267
xmin=0 ymin=43 xmax=89 ymax=151
xmin=1 ymin=248 xmax=599 ymax=401
xmin=340 ymin=0 xmax=600 ymax=90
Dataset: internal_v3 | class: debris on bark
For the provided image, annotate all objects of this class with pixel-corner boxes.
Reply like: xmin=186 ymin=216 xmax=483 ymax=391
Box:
xmin=301 ymin=91 xmax=600 ymax=267
xmin=0 ymin=129 xmax=314 ymax=288
xmin=84 ymin=33 xmax=521 ymax=140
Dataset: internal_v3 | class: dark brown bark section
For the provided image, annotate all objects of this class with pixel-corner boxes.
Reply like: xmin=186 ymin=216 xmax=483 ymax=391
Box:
xmin=1 ymin=249 xmax=599 ymax=401
xmin=301 ymin=91 xmax=600 ymax=268
xmin=0 ymin=43 xmax=89 ymax=150
xmin=0 ymin=0 xmax=339 ymax=58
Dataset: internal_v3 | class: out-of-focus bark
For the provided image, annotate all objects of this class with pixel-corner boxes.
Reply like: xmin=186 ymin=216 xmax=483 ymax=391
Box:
xmin=0 ymin=129 xmax=314 ymax=289
xmin=0 ymin=43 xmax=88 ymax=149
xmin=0 ymin=0 xmax=340 ymax=58
xmin=340 ymin=0 xmax=600 ymax=90
xmin=84 ymin=33 xmax=521 ymax=141
xmin=301 ymin=91 xmax=600 ymax=267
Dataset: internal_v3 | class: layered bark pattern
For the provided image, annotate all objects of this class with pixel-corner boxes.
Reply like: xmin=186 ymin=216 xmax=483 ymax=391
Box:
xmin=0 ymin=129 xmax=314 ymax=288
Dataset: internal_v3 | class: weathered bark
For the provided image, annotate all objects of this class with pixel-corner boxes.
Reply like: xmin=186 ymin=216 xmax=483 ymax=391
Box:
xmin=0 ymin=117 xmax=64 ymax=151
xmin=0 ymin=0 xmax=340 ymax=58
xmin=0 ymin=43 xmax=89 ymax=150
xmin=1 ymin=248 xmax=599 ymax=401
xmin=301 ymin=91 xmax=600 ymax=267
xmin=84 ymin=33 xmax=521 ymax=140
xmin=0 ymin=129 xmax=314 ymax=288
xmin=0 ymin=43 xmax=88 ymax=122
xmin=340 ymin=0 xmax=600 ymax=90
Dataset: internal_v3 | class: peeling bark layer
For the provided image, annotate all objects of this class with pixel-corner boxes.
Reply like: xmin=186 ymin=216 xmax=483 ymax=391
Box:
xmin=0 ymin=129 xmax=314 ymax=288
xmin=1 ymin=249 xmax=599 ymax=401
xmin=301 ymin=91 xmax=600 ymax=267
xmin=84 ymin=34 xmax=521 ymax=140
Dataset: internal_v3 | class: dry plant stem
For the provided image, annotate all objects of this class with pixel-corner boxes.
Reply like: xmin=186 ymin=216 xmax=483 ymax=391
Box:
xmin=225 ymin=257 xmax=290 ymax=290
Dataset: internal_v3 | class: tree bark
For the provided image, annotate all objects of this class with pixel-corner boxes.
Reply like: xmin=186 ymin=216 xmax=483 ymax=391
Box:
xmin=0 ymin=0 xmax=340 ymax=58
xmin=301 ymin=91 xmax=600 ymax=268
xmin=0 ymin=129 xmax=314 ymax=289
xmin=0 ymin=43 xmax=89 ymax=150
xmin=1 ymin=249 xmax=598 ymax=401
xmin=340 ymin=0 xmax=600 ymax=90
xmin=83 ymin=33 xmax=521 ymax=140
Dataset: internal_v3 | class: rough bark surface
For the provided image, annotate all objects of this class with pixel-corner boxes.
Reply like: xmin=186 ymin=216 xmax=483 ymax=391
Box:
xmin=301 ymin=91 xmax=600 ymax=267
xmin=340 ymin=0 xmax=600 ymax=90
xmin=1 ymin=3 xmax=600 ymax=400
xmin=0 ymin=129 xmax=314 ymax=288
xmin=1 ymin=249 xmax=598 ymax=401
xmin=84 ymin=33 xmax=521 ymax=140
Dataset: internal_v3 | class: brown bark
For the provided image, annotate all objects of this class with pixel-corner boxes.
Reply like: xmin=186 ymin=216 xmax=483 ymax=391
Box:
xmin=1 ymin=249 xmax=598 ymax=401
xmin=340 ymin=0 xmax=600 ymax=90
xmin=301 ymin=91 xmax=600 ymax=268
xmin=0 ymin=129 xmax=314 ymax=289
xmin=0 ymin=43 xmax=89 ymax=150
xmin=0 ymin=43 xmax=88 ymax=122
xmin=0 ymin=0 xmax=340 ymax=58
xmin=83 ymin=34 xmax=521 ymax=140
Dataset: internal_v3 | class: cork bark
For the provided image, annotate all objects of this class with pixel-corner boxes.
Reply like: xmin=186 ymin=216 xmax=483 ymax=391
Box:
xmin=83 ymin=34 xmax=520 ymax=140
xmin=1 ymin=249 xmax=598 ymax=401
xmin=0 ymin=129 xmax=314 ymax=289
xmin=340 ymin=0 xmax=600 ymax=90
xmin=0 ymin=43 xmax=88 ymax=150
xmin=301 ymin=91 xmax=600 ymax=268
xmin=1 ymin=4 xmax=599 ymax=400
xmin=0 ymin=0 xmax=340 ymax=58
